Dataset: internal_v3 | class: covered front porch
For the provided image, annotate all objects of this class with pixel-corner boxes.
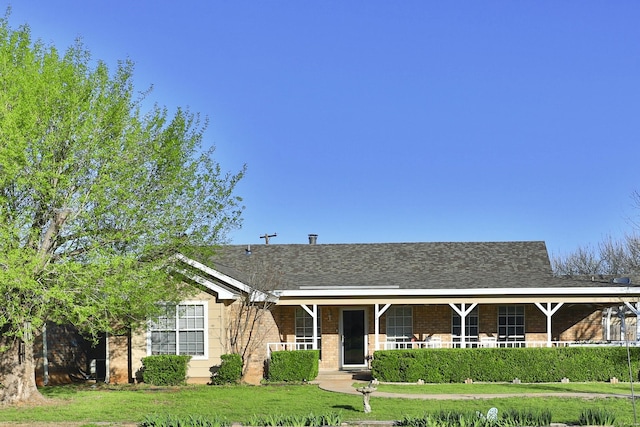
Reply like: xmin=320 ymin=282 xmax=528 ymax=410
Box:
xmin=267 ymin=296 xmax=640 ymax=370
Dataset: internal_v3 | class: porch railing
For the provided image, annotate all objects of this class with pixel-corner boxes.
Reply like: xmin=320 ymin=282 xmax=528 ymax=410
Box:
xmin=378 ymin=340 xmax=640 ymax=350
xmin=267 ymin=342 xmax=314 ymax=358
xmin=266 ymin=340 xmax=640 ymax=357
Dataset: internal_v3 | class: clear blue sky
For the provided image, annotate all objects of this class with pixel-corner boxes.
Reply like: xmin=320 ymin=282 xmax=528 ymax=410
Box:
xmin=7 ymin=1 xmax=640 ymax=256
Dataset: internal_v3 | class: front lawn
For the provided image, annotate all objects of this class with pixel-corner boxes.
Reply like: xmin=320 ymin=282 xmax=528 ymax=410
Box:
xmin=0 ymin=383 xmax=635 ymax=425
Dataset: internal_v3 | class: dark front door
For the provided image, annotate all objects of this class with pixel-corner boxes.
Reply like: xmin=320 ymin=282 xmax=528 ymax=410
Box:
xmin=342 ymin=309 xmax=366 ymax=366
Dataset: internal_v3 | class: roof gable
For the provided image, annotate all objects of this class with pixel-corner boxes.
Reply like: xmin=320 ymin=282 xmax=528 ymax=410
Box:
xmin=174 ymin=253 xmax=273 ymax=301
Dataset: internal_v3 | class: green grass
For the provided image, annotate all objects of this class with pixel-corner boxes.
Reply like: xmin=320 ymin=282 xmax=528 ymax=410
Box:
xmin=0 ymin=383 xmax=636 ymax=425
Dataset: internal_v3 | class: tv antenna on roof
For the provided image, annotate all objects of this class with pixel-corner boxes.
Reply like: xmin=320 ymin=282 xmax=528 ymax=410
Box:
xmin=260 ymin=233 xmax=277 ymax=244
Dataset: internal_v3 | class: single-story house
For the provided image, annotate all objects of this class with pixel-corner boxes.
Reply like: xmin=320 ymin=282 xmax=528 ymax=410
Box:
xmin=35 ymin=238 xmax=640 ymax=385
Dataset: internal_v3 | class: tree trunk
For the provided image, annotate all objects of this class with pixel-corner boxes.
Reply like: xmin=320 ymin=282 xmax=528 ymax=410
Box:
xmin=0 ymin=337 xmax=45 ymax=405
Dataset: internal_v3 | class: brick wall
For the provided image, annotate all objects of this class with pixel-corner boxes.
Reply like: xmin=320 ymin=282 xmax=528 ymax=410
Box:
xmin=479 ymin=304 xmax=496 ymax=339
xmin=553 ymin=305 xmax=604 ymax=341
xmin=321 ymin=307 xmax=340 ymax=369
xmin=524 ymin=304 xmax=548 ymax=342
xmin=227 ymin=301 xmax=283 ymax=385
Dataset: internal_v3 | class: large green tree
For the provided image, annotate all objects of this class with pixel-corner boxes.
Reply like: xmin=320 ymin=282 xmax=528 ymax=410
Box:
xmin=0 ymin=15 xmax=244 ymax=403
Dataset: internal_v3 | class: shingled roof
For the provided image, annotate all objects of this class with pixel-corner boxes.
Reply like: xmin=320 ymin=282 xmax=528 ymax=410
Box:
xmin=197 ymin=241 xmax=579 ymax=291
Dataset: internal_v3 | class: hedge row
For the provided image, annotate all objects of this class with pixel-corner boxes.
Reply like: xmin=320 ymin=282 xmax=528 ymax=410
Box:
xmin=371 ymin=346 xmax=640 ymax=383
xmin=267 ymin=349 xmax=319 ymax=382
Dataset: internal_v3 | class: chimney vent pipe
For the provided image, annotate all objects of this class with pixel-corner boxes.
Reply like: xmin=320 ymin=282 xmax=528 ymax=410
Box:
xmin=308 ymin=234 xmax=318 ymax=245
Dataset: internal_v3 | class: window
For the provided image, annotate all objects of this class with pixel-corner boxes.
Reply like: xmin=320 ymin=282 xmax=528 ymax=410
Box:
xmin=498 ymin=306 xmax=525 ymax=342
xmin=295 ymin=307 xmax=321 ymax=351
xmin=149 ymin=303 xmax=207 ymax=358
xmin=386 ymin=306 xmax=413 ymax=346
xmin=452 ymin=306 xmax=479 ymax=344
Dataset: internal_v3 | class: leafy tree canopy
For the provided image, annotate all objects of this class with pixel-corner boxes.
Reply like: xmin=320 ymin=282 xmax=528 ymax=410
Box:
xmin=0 ymin=13 xmax=245 ymax=345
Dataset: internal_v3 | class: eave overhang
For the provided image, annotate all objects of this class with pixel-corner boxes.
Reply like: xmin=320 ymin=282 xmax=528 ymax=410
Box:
xmin=277 ymin=286 xmax=640 ymax=297
xmin=273 ymin=286 xmax=640 ymax=306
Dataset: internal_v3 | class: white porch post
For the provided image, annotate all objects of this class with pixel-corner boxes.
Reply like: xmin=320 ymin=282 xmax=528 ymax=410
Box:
xmin=636 ymin=302 xmax=640 ymax=343
xmin=301 ymin=304 xmax=319 ymax=349
xmin=375 ymin=304 xmax=391 ymax=350
xmin=449 ymin=303 xmax=477 ymax=348
xmin=534 ymin=302 xmax=563 ymax=347
xmin=605 ymin=307 xmax=613 ymax=341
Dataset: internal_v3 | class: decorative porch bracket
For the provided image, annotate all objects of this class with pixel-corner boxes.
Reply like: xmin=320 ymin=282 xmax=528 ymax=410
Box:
xmin=374 ymin=304 xmax=391 ymax=350
xmin=449 ymin=303 xmax=477 ymax=348
xmin=623 ymin=302 xmax=640 ymax=342
xmin=534 ymin=302 xmax=563 ymax=347
xmin=301 ymin=304 xmax=319 ymax=350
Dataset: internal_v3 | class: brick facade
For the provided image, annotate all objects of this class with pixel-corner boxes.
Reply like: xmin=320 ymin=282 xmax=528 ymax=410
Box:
xmin=241 ymin=304 xmax=282 ymax=384
xmin=33 ymin=301 xmax=631 ymax=384
xmin=553 ymin=304 xmax=605 ymax=341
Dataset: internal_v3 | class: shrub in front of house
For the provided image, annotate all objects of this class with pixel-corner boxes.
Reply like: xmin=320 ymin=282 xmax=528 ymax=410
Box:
xmin=211 ymin=353 xmax=243 ymax=385
xmin=372 ymin=346 xmax=640 ymax=383
xmin=267 ymin=349 xmax=319 ymax=382
xmin=141 ymin=355 xmax=191 ymax=386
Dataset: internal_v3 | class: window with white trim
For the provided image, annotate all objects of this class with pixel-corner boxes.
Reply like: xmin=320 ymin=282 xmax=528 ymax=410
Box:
xmin=149 ymin=302 xmax=207 ymax=357
xmin=498 ymin=305 xmax=525 ymax=342
xmin=452 ymin=306 xmax=479 ymax=343
xmin=386 ymin=306 xmax=413 ymax=345
xmin=295 ymin=307 xmax=321 ymax=351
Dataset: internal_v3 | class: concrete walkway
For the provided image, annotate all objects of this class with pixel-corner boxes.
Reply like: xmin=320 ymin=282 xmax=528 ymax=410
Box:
xmin=313 ymin=370 xmax=633 ymax=400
